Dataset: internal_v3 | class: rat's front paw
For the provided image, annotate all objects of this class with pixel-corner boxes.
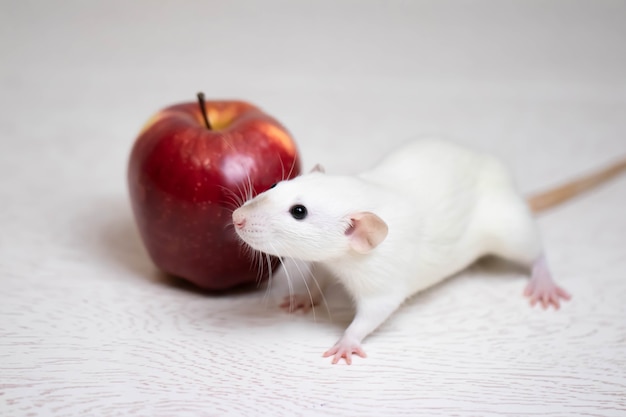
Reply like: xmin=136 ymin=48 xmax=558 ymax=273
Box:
xmin=323 ymin=337 xmax=367 ymax=365
xmin=280 ymin=295 xmax=316 ymax=313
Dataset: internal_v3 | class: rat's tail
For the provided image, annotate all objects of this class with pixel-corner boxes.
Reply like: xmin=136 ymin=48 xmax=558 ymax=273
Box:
xmin=528 ymin=156 xmax=626 ymax=213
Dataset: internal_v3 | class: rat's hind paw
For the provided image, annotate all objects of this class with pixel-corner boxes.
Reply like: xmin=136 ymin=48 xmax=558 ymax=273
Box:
xmin=524 ymin=280 xmax=571 ymax=309
xmin=323 ymin=338 xmax=367 ymax=365
xmin=524 ymin=257 xmax=572 ymax=310
xmin=279 ymin=295 xmax=316 ymax=313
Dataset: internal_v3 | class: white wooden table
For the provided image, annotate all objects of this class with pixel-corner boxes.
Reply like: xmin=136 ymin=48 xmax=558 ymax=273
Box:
xmin=2 ymin=1 xmax=625 ymax=416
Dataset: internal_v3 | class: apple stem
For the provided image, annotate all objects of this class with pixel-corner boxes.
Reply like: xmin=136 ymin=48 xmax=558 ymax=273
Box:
xmin=197 ymin=92 xmax=212 ymax=130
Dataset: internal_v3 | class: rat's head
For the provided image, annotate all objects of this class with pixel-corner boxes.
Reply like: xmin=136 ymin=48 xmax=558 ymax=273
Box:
xmin=232 ymin=169 xmax=388 ymax=262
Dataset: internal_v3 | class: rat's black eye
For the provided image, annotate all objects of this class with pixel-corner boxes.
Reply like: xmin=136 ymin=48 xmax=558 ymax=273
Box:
xmin=289 ymin=204 xmax=308 ymax=220
xmin=269 ymin=183 xmax=277 ymax=189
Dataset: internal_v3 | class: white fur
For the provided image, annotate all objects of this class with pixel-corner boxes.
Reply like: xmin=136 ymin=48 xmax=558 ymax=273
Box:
xmin=232 ymin=138 xmax=543 ymax=361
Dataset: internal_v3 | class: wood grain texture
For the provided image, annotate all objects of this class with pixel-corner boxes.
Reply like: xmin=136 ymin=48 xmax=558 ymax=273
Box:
xmin=1 ymin=1 xmax=626 ymax=416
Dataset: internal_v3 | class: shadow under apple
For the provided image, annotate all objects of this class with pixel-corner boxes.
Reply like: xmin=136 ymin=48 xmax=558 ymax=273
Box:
xmin=88 ymin=194 xmax=265 ymax=297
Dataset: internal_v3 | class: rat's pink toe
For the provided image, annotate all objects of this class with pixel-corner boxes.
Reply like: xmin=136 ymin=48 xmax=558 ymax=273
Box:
xmin=557 ymin=287 xmax=572 ymax=300
xmin=323 ymin=339 xmax=367 ymax=365
xmin=525 ymin=257 xmax=571 ymax=310
xmin=280 ymin=295 xmax=316 ymax=313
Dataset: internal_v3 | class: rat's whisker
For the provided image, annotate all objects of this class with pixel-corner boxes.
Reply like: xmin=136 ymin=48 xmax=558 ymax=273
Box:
xmin=248 ymin=172 xmax=256 ymax=201
xmin=230 ymin=180 xmax=248 ymax=207
xmin=241 ymin=170 xmax=254 ymax=202
xmin=223 ymin=221 xmax=235 ymax=232
xmin=271 ymin=243 xmax=295 ymax=312
xmin=261 ymin=252 xmax=275 ymax=304
xmin=238 ymin=181 xmax=249 ymax=205
xmin=277 ymin=152 xmax=287 ymax=182
xmin=257 ymin=250 xmax=270 ymax=287
xmin=290 ymin=256 xmax=317 ymax=322
xmin=286 ymin=154 xmax=298 ymax=180
xmin=218 ymin=185 xmax=244 ymax=209
xmin=310 ymin=270 xmax=332 ymax=322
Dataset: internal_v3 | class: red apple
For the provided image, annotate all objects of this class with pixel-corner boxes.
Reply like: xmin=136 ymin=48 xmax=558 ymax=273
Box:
xmin=128 ymin=93 xmax=301 ymax=290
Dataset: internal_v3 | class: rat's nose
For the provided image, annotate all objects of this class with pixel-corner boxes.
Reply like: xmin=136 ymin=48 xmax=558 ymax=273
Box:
xmin=232 ymin=210 xmax=246 ymax=229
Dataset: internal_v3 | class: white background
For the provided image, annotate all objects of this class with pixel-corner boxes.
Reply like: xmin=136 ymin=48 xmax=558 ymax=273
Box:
xmin=1 ymin=1 xmax=625 ymax=416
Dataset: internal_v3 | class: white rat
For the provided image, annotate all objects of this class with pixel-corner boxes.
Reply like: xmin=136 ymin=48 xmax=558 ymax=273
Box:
xmin=232 ymin=138 xmax=626 ymax=364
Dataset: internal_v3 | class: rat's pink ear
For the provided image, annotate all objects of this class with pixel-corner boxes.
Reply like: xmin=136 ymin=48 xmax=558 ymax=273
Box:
xmin=310 ymin=164 xmax=325 ymax=174
xmin=345 ymin=212 xmax=388 ymax=253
